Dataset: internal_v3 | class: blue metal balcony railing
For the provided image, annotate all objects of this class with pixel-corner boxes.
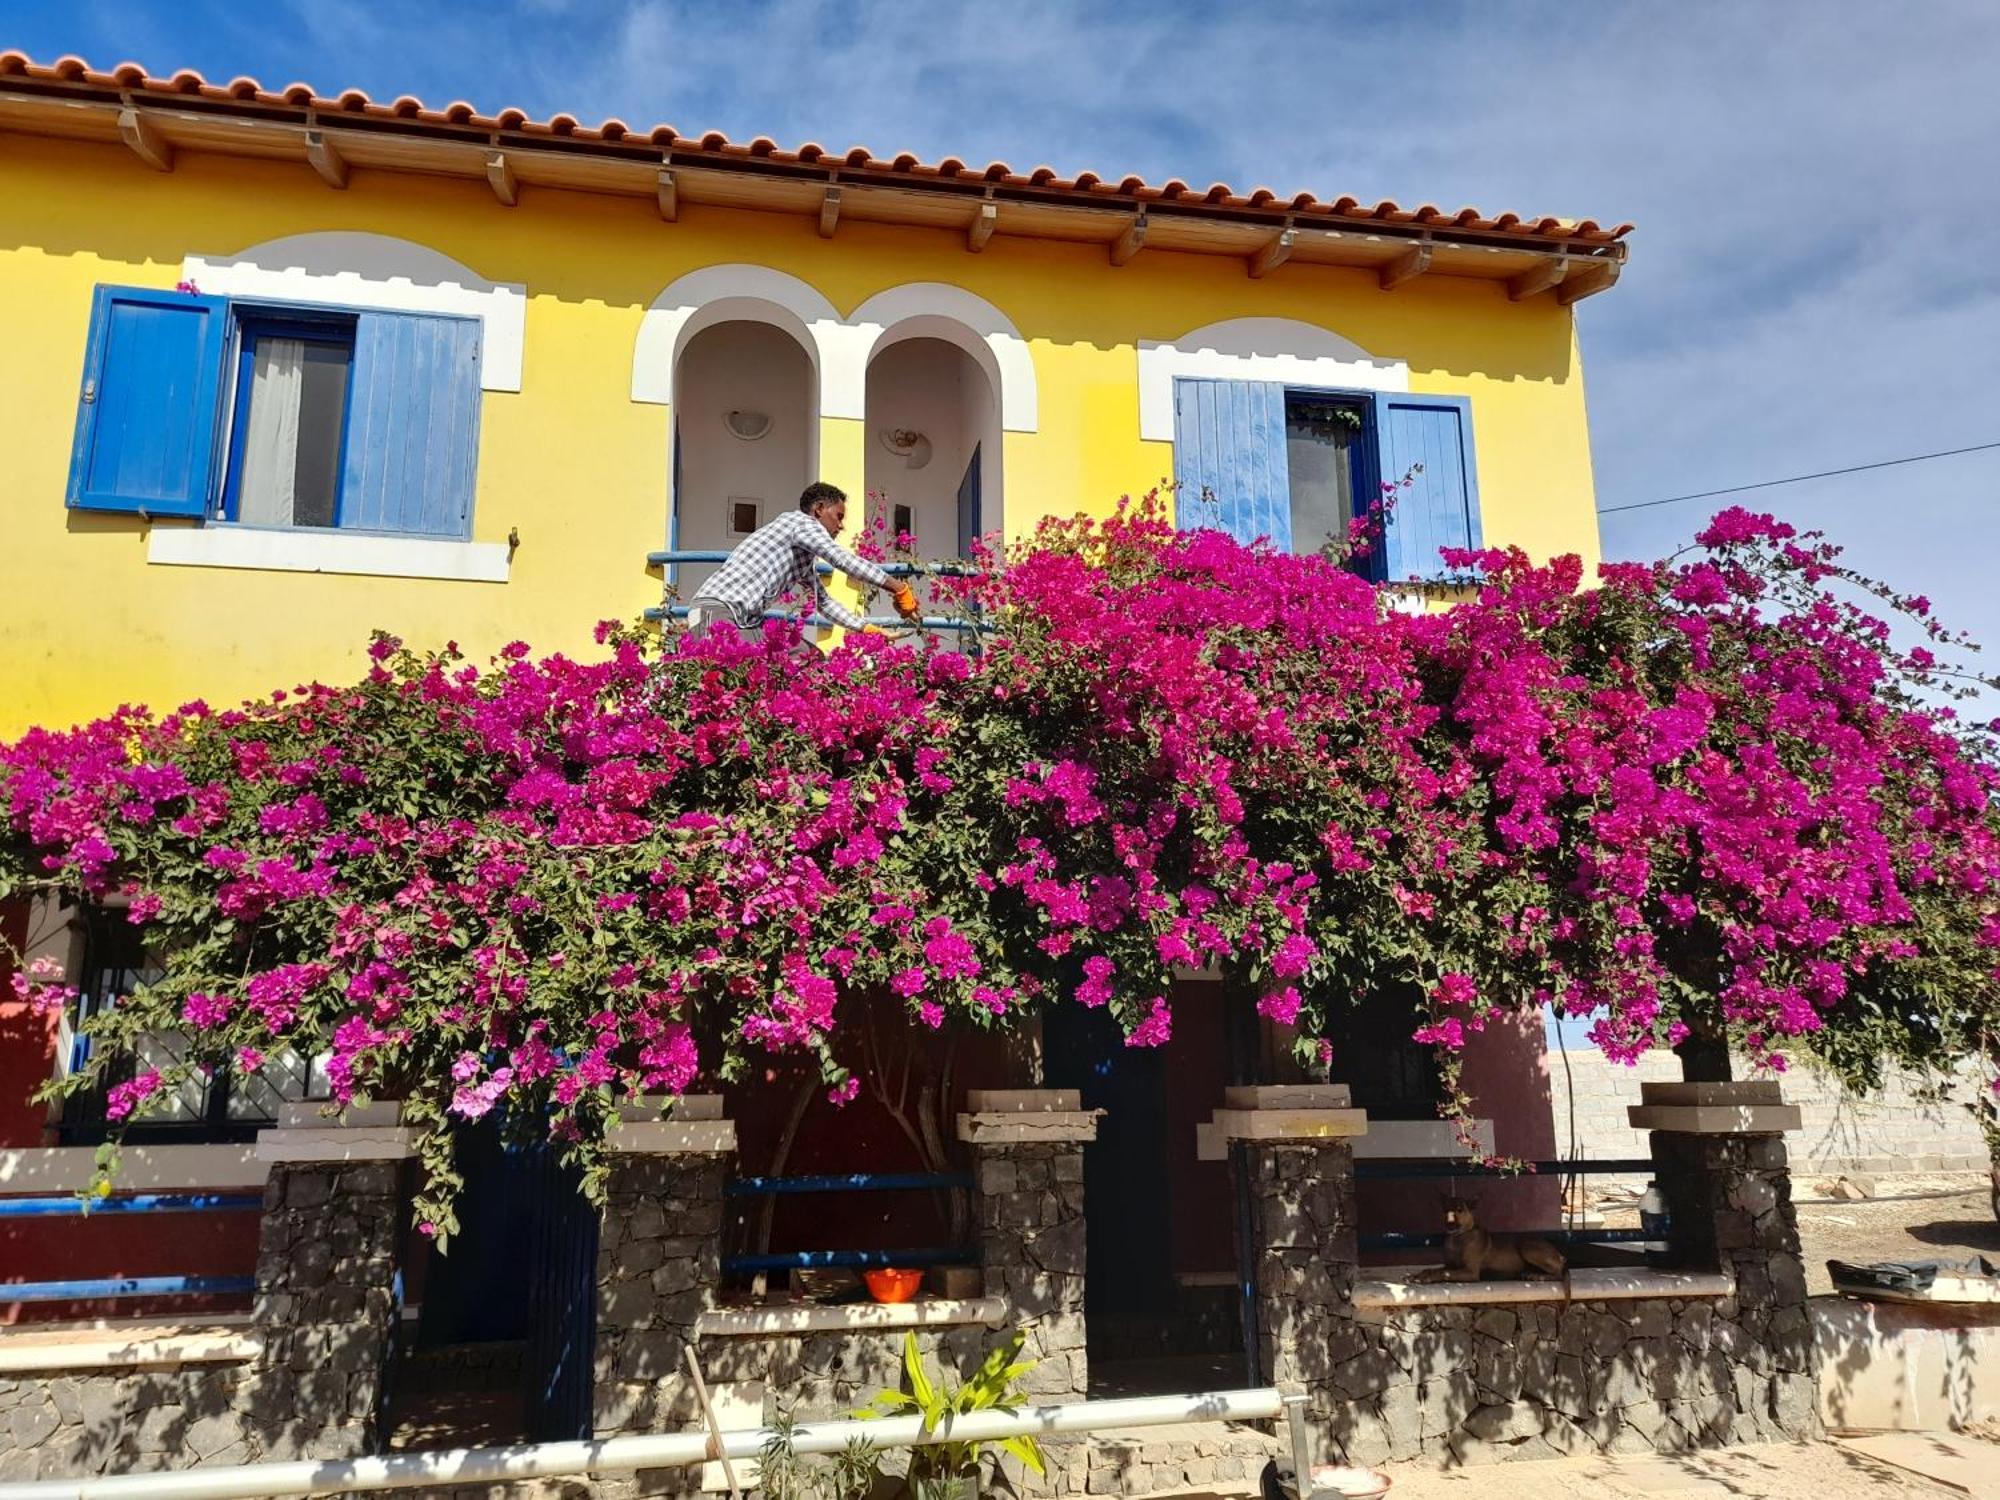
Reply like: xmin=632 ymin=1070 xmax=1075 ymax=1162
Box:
xmin=645 ymin=550 xmax=993 ymax=636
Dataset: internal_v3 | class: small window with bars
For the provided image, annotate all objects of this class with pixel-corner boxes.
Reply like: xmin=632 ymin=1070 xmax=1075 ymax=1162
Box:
xmin=57 ymin=907 xmax=316 ymax=1143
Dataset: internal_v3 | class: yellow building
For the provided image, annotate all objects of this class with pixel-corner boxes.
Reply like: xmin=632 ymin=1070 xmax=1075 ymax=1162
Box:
xmin=0 ymin=52 xmax=1628 ymax=737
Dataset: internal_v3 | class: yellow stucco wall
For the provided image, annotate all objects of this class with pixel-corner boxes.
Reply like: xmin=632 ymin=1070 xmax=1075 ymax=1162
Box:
xmin=0 ymin=134 xmax=1600 ymax=736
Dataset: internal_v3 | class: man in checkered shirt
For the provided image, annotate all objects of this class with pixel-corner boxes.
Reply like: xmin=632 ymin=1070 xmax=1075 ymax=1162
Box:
xmin=687 ymin=482 xmax=919 ymax=637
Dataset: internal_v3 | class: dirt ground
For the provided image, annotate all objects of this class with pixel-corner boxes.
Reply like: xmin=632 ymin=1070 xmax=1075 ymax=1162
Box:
xmin=1793 ymin=1185 xmax=2000 ymax=1296
xmin=1372 ymin=1436 xmax=1998 ymax=1498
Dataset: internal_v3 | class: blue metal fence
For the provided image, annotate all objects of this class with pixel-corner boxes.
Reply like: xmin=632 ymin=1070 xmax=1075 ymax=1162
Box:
xmin=3 ymin=1191 xmax=260 ymax=1304
xmin=722 ymin=1171 xmax=973 ymax=1278
xmin=0 ymin=1192 xmax=262 ymax=1217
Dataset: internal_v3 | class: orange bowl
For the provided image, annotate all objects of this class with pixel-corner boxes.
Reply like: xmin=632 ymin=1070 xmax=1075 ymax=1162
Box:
xmin=863 ymin=1267 xmax=925 ymax=1304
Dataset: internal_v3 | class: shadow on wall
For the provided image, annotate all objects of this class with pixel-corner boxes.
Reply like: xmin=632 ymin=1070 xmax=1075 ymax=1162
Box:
xmin=1815 ymin=1298 xmax=2000 ymax=1435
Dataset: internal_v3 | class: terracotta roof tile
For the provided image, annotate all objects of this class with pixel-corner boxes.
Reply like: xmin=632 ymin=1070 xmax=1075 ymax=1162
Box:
xmin=0 ymin=49 xmax=1633 ymax=244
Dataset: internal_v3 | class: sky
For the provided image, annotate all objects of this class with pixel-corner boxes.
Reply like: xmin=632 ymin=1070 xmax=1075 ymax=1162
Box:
xmin=10 ymin=0 xmax=2000 ymax=656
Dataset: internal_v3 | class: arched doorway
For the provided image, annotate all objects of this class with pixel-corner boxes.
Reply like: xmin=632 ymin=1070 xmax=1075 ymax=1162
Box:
xmin=863 ymin=334 xmax=1001 ymax=597
xmin=670 ymin=318 xmax=816 ymax=602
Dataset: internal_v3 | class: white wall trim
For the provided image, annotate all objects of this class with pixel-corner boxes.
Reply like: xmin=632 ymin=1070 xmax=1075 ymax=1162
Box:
xmin=0 ymin=1145 xmax=263 ymax=1192
xmin=0 ymin=1322 xmax=262 ymax=1374
xmin=148 ymin=525 xmax=511 ymax=583
xmin=183 ymin=231 xmax=527 ymax=392
xmin=1137 ymin=316 xmax=1409 ymax=442
xmin=633 ymin=264 xmax=841 ymax=408
xmin=849 ymin=282 xmax=1038 ymax=433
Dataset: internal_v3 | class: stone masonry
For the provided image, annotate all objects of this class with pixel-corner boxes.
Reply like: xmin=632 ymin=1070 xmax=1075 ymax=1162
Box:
xmin=0 ymin=1363 xmax=258 ymax=1482
xmin=593 ymin=1152 xmax=727 ymax=1442
xmin=1225 ymin=1087 xmax=1820 ymax=1468
xmin=1241 ymin=1138 xmax=1360 ymax=1403
xmin=1650 ymin=1129 xmax=1818 ymax=1440
xmin=247 ymin=1158 xmax=408 ymax=1459
xmin=969 ymin=1139 xmax=1090 ymax=1404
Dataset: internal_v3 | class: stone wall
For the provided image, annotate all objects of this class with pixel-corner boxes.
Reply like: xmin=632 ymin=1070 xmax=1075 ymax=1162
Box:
xmin=1327 ymin=1293 xmax=1813 ymax=1465
xmin=593 ymin=1152 xmax=726 ymax=1446
xmin=1225 ymin=1097 xmax=1821 ymax=1469
xmin=1650 ymin=1130 xmax=1817 ymax=1441
xmin=248 ymin=1159 xmax=407 ymax=1460
xmin=1546 ymin=1043 xmax=1990 ymax=1177
xmin=970 ymin=1139 xmax=1089 ymax=1402
xmin=699 ymin=1324 xmax=996 ymax=1423
xmin=1240 ymin=1139 xmax=1357 ymax=1406
xmin=0 ymin=1364 xmax=256 ymax=1481
xmin=1 ymin=1157 xmax=408 ymax=1482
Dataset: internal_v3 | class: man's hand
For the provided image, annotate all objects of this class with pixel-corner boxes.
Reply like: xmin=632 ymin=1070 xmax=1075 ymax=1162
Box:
xmin=891 ymin=584 xmax=921 ymax=621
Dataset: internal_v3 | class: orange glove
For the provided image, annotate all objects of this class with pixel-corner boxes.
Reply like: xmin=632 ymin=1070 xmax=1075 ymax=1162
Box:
xmin=891 ymin=584 xmax=921 ymax=621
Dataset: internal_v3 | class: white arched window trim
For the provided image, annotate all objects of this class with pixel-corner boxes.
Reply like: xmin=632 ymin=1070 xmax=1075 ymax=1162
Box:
xmin=633 ymin=265 xmax=842 ymax=408
xmin=848 ymin=283 xmax=1037 ymax=434
xmin=182 ymin=231 xmax=526 ymax=393
xmin=1136 ymin=316 xmax=1410 ymax=442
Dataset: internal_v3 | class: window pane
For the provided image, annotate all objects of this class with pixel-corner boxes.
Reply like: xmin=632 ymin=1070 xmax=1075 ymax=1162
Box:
xmin=235 ymin=333 xmax=350 ymax=528
xmin=292 ymin=341 xmax=349 ymax=528
xmin=1285 ymin=401 xmax=1359 ymax=556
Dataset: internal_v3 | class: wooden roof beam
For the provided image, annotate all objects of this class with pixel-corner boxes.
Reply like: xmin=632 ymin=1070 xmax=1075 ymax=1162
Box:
xmin=1558 ymin=256 xmax=1622 ymax=305
xmin=1248 ymin=225 xmax=1295 ymax=280
xmin=1379 ymin=234 xmax=1432 ymax=291
xmin=117 ymin=107 xmax=173 ymax=172
xmin=304 ymin=129 xmax=348 ymax=189
xmin=1507 ymin=252 xmax=1569 ymax=301
xmin=966 ymin=199 xmax=997 ymax=253
xmin=1109 ymin=211 xmax=1148 ymax=267
xmin=485 ymin=149 xmax=519 ymax=207
xmin=819 ymin=184 xmax=841 ymax=238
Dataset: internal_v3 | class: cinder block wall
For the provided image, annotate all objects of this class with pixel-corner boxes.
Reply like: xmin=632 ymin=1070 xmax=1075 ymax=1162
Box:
xmin=1545 ymin=1044 xmax=1991 ymax=1178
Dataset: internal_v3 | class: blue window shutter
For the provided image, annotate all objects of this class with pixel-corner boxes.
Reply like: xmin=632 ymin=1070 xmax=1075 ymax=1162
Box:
xmin=1171 ymin=378 xmax=1290 ymax=549
xmin=341 ymin=311 xmax=482 ymax=538
xmin=1373 ymin=393 xmax=1481 ymax=580
xmin=67 ymin=286 xmax=229 ymax=517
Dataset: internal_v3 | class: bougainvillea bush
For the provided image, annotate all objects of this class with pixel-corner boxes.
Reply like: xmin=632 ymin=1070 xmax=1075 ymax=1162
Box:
xmin=4 ymin=498 xmax=1996 ymax=1232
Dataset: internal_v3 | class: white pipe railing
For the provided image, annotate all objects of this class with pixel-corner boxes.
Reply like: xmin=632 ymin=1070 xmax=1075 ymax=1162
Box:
xmin=0 ymin=1388 xmax=1287 ymax=1500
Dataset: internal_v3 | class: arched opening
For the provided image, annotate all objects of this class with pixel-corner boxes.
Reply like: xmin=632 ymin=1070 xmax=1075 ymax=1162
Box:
xmin=863 ymin=334 xmax=1001 ymax=596
xmin=670 ymin=319 xmax=816 ymax=600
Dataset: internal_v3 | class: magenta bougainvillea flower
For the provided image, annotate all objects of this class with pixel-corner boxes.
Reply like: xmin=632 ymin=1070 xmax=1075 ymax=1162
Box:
xmin=3 ymin=495 xmax=1997 ymax=1232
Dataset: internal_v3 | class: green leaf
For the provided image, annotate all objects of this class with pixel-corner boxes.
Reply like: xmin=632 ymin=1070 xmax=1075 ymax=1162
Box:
xmin=902 ymin=1331 xmax=937 ymax=1418
xmin=999 ymin=1435 xmax=1046 ymax=1475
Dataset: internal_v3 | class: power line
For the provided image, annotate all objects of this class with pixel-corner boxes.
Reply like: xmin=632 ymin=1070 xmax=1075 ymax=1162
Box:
xmin=1598 ymin=440 xmax=2000 ymax=516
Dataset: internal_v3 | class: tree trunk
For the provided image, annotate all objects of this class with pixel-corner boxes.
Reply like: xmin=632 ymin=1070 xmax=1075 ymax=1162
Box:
xmin=1675 ymin=1031 xmax=1733 ymax=1082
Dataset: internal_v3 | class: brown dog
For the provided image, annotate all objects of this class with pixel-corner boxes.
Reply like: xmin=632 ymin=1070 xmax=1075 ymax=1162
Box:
xmin=1410 ymin=1195 xmax=1568 ymax=1284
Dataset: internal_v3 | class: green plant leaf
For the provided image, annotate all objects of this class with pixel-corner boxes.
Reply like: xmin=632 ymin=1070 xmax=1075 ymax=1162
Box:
xmin=1000 ymin=1435 xmax=1047 ymax=1475
xmin=902 ymin=1330 xmax=938 ymax=1419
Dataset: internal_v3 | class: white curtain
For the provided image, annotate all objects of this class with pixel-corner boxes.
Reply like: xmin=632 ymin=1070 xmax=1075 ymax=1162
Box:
xmin=236 ymin=338 xmax=306 ymax=526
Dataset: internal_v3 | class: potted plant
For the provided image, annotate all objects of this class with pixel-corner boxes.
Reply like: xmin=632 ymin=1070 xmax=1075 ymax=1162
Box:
xmin=856 ymin=1331 xmax=1046 ymax=1500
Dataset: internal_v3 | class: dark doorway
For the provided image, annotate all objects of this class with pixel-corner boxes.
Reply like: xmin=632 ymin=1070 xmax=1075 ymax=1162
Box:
xmin=393 ymin=1122 xmax=598 ymax=1447
xmin=1041 ymin=1002 xmax=1175 ymax=1346
xmin=1042 ymin=994 xmax=1243 ymax=1394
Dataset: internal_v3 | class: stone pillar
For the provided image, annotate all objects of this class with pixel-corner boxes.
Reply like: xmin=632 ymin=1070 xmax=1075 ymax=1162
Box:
xmin=1208 ymin=1086 xmax=1368 ymax=1443
xmin=592 ymin=1094 xmax=735 ymax=1479
xmin=244 ymin=1102 xmax=413 ymax=1461
xmin=1634 ymin=1080 xmax=1819 ymax=1442
xmin=960 ymin=1089 xmax=1098 ymax=1403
